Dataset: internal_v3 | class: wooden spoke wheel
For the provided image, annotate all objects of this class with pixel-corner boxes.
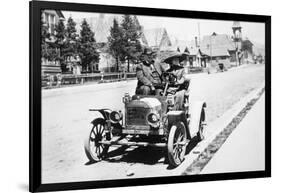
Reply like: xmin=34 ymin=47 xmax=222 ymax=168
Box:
xmin=167 ymin=122 xmax=187 ymax=167
xmin=84 ymin=118 xmax=110 ymax=162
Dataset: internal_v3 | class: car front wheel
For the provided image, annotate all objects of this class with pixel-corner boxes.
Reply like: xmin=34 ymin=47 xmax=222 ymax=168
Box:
xmin=167 ymin=122 xmax=187 ymax=167
xmin=84 ymin=118 xmax=110 ymax=162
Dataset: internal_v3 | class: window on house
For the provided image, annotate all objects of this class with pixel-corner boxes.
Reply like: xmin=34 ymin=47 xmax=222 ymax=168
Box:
xmin=44 ymin=13 xmax=49 ymax=24
xmin=50 ymin=15 xmax=55 ymax=34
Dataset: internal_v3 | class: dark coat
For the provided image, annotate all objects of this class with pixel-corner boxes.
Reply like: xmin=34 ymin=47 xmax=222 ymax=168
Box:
xmin=136 ymin=61 xmax=166 ymax=88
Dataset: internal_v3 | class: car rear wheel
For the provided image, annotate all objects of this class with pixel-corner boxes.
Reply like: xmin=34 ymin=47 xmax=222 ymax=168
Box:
xmin=84 ymin=118 xmax=110 ymax=162
xmin=167 ymin=122 xmax=187 ymax=167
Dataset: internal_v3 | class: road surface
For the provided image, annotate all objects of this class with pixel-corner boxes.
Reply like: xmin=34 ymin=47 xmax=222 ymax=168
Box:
xmin=201 ymin=93 xmax=265 ymax=174
xmin=41 ymin=63 xmax=265 ymax=183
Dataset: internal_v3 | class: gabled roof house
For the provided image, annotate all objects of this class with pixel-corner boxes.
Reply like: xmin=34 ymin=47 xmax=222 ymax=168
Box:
xmin=141 ymin=28 xmax=172 ymax=50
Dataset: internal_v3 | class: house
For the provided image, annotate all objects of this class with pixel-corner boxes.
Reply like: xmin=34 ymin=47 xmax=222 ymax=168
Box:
xmin=42 ymin=10 xmax=65 ymax=34
xmin=199 ymin=33 xmax=235 ymax=68
xmin=75 ymin=14 xmax=143 ymax=72
xmin=188 ymin=48 xmax=209 ymax=67
xmin=41 ymin=10 xmax=65 ymax=76
xmin=241 ymin=38 xmax=254 ymax=63
xmin=141 ymin=28 xmax=172 ymax=51
xmin=73 ymin=14 xmax=121 ymax=72
xmin=89 ymin=14 xmax=122 ymax=72
xmin=171 ymin=21 xmax=257 ymax=69
xmin=200 ymin=33 xmax=236 ymax=64
xmin=252 ymin=41 xmax=265 ymax=59
xmin=91 ymin=14 xmax=123 ymax=43
xmin=169 ymin=36 xmax=188 ymax=52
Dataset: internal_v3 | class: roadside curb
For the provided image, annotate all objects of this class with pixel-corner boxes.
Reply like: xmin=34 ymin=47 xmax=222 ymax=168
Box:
xmin=171 ymin=83 xmax=265 ymax=176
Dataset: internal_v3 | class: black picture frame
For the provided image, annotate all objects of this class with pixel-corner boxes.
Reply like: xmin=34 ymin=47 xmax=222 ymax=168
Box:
xmin=29 ymin=0 xmax=271 ymax=192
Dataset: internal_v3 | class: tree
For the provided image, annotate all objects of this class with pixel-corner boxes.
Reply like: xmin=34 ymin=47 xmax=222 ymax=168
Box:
xmin=64 ymin=17 xmax=78 ymax=72
xmin=54 ymin=18 xmax=66 ymax=67
xmin=120 ymin=15 xmax=142 ymax=72
xmin=78 ymin=19 xmax=99 ymax=71
xmin=108 ymin=18 xmax=123 ymax=72
xmin=41 ymin=19 xmax=50 ymax=60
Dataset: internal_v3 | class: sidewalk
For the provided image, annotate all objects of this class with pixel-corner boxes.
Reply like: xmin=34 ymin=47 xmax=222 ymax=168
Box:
xmin=201 ymin=93 xmax=265 ymax=174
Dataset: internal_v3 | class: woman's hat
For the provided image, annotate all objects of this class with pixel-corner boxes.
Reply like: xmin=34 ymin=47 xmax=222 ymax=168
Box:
xmin=162 ymin=51 xmax=187 ymax=64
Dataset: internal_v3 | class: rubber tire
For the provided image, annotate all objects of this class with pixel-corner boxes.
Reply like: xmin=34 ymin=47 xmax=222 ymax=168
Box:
xmin=84 ymin=118 xmax=109 ymax=162
xmin=167 ymin=122 xmax=187 ymax=167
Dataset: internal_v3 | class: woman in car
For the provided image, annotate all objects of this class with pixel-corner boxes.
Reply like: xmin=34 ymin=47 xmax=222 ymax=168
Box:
xmin=162 ymin=51 xmax=190 ymax=110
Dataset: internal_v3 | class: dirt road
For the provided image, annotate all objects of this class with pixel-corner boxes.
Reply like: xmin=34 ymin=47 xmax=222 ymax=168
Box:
xmin=42 ymin=64 xmax=265 ymax=183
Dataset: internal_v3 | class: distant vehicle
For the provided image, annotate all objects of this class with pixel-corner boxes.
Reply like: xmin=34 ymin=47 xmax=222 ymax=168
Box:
xmin=84 ymin=72 xmax=207 ymax=167
xmin=218 ymin=63 xmax=228 ymax=72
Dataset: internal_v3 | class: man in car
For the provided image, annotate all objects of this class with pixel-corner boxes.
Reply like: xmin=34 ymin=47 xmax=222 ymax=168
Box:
xmin=162 ymin=51 xmax=190 ymax=110
xmin=135 ymin=48 xmax=166 ymax=95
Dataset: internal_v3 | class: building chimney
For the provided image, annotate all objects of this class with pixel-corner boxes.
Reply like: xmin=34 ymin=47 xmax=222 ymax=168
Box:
xmin=195 ymin=36 xmax=198 ymax=48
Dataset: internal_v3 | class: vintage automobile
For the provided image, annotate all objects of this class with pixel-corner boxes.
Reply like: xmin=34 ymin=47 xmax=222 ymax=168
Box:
xmin=84 ymin=73 xmax=206 ymax=167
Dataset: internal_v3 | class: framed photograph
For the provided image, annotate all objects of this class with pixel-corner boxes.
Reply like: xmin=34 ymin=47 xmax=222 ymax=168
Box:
xmin=30 ymin=0 xmax=271 ymax=192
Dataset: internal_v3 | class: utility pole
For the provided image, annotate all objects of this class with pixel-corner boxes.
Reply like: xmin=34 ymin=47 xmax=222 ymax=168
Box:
xmin=232 ymin=21 xmax=242 ymax=66
xmin=197 ymin=22 xmax=201 ymax=47
xmin=210 ymin=35 xmax=213 ymax=67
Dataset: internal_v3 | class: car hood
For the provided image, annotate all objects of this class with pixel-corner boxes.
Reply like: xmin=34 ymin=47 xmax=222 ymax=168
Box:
xmin=127 ymin=97 xmax=162 ymax=109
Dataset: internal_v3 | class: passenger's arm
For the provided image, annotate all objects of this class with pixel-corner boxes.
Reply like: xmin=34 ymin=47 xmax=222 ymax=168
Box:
xmin=183 ymin=67 xmax=191 ymax=82
xmin=176 ymin=69 xmax=185 ymax=84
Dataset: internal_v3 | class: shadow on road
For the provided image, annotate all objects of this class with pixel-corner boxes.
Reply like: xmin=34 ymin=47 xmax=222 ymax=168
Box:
xmin=85 ymin=136 xmax=200 ymax=168
xmin=186 ymin=136 xmax=200 ymax=154
xmin=106 ymin=146 xmax=165 ymax=165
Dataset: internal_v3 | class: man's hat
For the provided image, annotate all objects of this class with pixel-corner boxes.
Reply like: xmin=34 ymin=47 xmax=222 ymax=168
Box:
xmin=140 ymin=47 xmax=157 ymax=61
xmin=162 ymin=51 xmax=187 ymax=64
xmin=143 ymin=47 xmax=157 ymax=56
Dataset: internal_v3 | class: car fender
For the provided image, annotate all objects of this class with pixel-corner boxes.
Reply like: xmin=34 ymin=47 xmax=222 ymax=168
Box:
xmin=189 ymin=101 xmax=206 ymax=138
xmin=167 ymin=111 xmax=192 ymax=139
xmin=89 ymin=108 xmax=111 ymax=122
xmin=89 ymin=109 xmax=123 ymax=134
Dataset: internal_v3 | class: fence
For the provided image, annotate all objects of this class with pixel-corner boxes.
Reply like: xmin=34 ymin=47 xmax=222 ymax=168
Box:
xmin=42 ymin=66 xmax=206 ymax=88
xmin=189 ymin=66 xmax=204 ymax=74
xmin=42 ymin=72 xmax=137 ymax=88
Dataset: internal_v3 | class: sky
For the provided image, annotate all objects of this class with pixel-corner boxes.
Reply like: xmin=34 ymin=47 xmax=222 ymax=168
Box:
xmin=62 ymin=11 xmax=265 ymax=45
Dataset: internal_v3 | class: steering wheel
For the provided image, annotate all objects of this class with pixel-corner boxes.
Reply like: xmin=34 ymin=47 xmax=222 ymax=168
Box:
xmin=162 ymin=72 xmax=177 ymax=85
xmin=166 ymin=88 xmax=177 ymax=95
